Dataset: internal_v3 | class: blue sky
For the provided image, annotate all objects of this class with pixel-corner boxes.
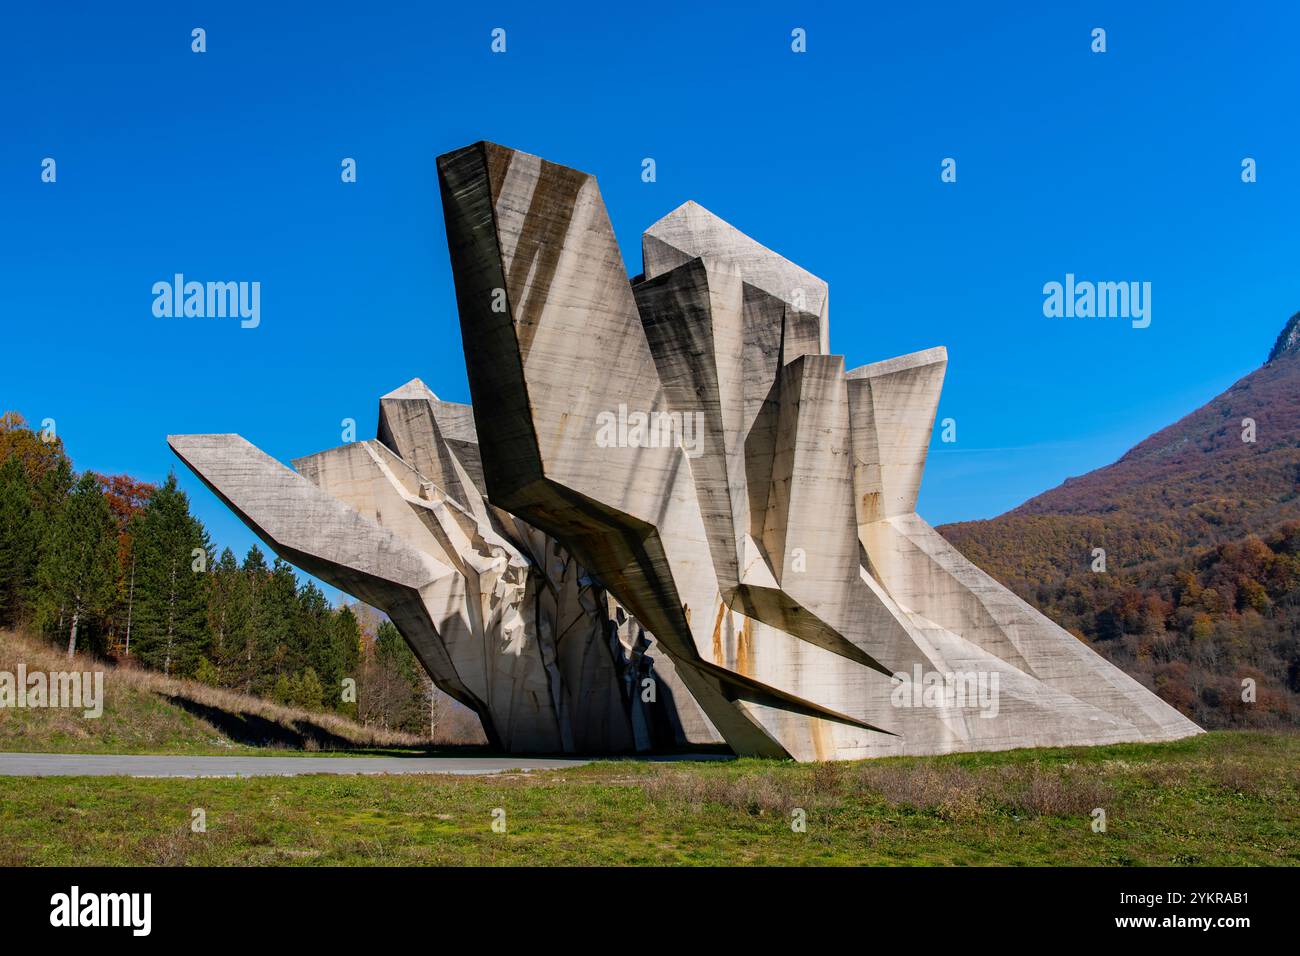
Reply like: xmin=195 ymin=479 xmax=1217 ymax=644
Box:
xmin=3 ymin=2 xmax=1297 ymax=600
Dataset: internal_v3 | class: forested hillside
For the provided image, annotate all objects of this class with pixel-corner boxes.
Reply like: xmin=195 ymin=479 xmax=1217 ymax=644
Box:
xmin=0 ymin=412 xmax=449 ymax=737
xmin=940 ymin=315 xmax=1300 ymax=728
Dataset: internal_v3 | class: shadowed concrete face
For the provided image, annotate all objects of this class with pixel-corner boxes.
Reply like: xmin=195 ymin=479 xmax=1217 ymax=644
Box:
xmin=170 ymin=141 xmax=1202 ymax=761
xmin=168 ymin=415 xmax=708 ymax=755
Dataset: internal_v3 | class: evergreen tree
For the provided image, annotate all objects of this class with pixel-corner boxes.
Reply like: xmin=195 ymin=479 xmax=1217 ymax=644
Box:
xmin=294 ymin=667 xmax=324 ymax=710
xmin=375 ymin=620 xmax=419 ymax=678
xmin=254 ymin=558 xmax=302 ymax=694
xmin=206 ymin=547 xmax=241 ymax=681
xmin=0 ymin=457 xmax=39 ymax=626
xmin=35 ymin=473 xmax=117 ymax=656
xmin=299 ymin=582 xmax=339 ymax=696
xmin=130 ymin=475 xmax=210 ymax=675
xmin=227 ymin=545 xmax=270 ymax=693
xmin=330 ymin=605 xmax=362 ymax=715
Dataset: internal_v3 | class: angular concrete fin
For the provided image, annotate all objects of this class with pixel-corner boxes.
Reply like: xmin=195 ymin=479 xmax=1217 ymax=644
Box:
xmin=866 ymin=512 xmax=1203 ymax=743
xmin=439 ymin=143 xmax=801 ymax=758
xmin=166 ymin=433 xmax=499 ymax=741
xmin=847 ymin=346 xmax=947 ymax=518
xmin=169 ymin=434 xmax=445 ymax=592
xmin=643 ymin=200 xmax=830 ymax=353
xmin=381 ymin=377 xmax=439 ymax=402
xmin=377 ymin=394 xmax=472 ymax=508
xmin=763 ymin=354 xmax=859 ymax=610
xmin=701 ymin=658 xmax=897 ymax=737
xmin=755 ymin=355 xmax=923 ymax=669
xmin=438 ymin=141 xmax=669 ymax=517
xmin=729 ymin=582 xmax=893 ymax=675
xmin=437 ymin=141 xmax=547 ymax=504
xmin=781 ymin=307 xmax=822 ymax=366
xmin=427 ymin=398 xmax=478 ymax=445
xmin=740 ymin=284 xmax=786 ymax=544
xmin=634 ymin=256 xmax=749 ymax=592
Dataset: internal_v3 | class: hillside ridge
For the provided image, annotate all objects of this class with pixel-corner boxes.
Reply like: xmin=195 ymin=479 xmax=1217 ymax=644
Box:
xmin=937 ymin=313 xmax=1300 ymax=729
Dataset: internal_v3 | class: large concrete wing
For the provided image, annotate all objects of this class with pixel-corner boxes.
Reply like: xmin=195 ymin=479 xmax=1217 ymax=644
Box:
xmin=166 ymin=433 xmax=494 ymax=738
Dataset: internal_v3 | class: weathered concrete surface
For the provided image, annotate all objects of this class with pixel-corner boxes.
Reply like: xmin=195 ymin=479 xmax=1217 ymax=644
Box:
xmin=169 ymin=141 xmax=1202 ymax=761
xmin=169 ymin=410 xmax=702 ymax=755
xmin=644 ymin=200 xmax=831 ymax=354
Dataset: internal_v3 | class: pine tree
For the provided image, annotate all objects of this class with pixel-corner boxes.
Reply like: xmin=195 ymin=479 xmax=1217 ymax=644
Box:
xmin=0 ymin=456 xmax=39 ymax=626
xmin=130 ymin=475 xmax=210 ymax=675
xmin=206 ymin=547 xmax=241 ymax=681
xmin=254 ymin=558 xmax=301 ymax=695
xmin=294 ymin=667 xmax=324 ymax=710
xmin=299 ymin=582 xmax=339 ymax=696
xmin=227 ymin=545 xmax=270 ymax=693
xmin=35 ymin=473 xmax=117 ymax=656
xmin=330 ymin=605 xmax=362 ymax=714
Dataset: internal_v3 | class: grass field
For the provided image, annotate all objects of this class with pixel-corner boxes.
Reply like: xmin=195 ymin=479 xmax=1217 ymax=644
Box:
xmin=1 ymin=731 xmax=1294 ymax=866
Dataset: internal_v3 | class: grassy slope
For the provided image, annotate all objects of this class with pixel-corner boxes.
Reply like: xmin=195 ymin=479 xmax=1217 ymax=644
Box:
xmin=0 ymin=629 xmax=427 ymax=755
xmin=0 ymin=731 xmax=1293 ymax=865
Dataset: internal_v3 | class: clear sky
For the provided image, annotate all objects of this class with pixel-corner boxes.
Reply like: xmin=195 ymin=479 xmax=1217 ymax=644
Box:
xmin=3 ymin=2 xmax=1297 ymax=601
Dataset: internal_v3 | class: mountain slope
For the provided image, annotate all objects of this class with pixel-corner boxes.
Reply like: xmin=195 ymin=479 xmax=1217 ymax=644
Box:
xmin=939 ymin=316 xmax=1300 ymax=728
xmin=1015 ymin=318 xmax=1298 ymax=532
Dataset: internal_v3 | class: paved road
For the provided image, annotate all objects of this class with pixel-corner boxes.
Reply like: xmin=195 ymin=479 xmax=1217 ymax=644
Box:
xmin=0 ymin=752 xmax=590 ymax=778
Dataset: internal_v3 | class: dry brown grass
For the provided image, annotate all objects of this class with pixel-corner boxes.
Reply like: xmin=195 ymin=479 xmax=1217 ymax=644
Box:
xmin=852 ymin=762 xmax=985 ymax=818
xmin=121 ymin=666 xmax=428 ymax=748
xmin=853 ymin=760 xmax=1112 ymax=818
xmin=641 ymin=757 xmax=1114 ymax=822
xmin=642 ymin=769 xmax=809 ymax=815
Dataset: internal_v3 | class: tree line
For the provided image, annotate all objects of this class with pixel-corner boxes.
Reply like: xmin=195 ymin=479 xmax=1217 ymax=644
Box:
xmin=0 ymin=412 xmax=432 ymax=734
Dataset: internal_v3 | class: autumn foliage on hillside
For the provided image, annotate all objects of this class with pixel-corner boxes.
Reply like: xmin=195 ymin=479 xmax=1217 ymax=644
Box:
xmin=941 ymin=325 xmax=1300 ymax=729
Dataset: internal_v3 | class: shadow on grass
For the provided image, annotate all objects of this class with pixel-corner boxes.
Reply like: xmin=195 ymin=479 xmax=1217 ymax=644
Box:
xmin=165 ymin=691 xmax=738 ymax=762
xmin=162 ymin=695 xmax=357 ymax=750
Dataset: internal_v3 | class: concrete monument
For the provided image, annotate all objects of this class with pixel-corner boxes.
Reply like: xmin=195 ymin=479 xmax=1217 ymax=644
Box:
xmin=170 ymin=142 xmax=1201 ymax=760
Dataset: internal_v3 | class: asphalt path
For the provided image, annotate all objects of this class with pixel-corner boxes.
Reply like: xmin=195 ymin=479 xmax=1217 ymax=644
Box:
xmin=0 ymin=752 xmax=591 ymax=778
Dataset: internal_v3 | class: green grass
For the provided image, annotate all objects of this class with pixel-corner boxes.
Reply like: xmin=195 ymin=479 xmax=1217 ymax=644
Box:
xmin=0 ymin=731 xmax=1294 ymax=865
